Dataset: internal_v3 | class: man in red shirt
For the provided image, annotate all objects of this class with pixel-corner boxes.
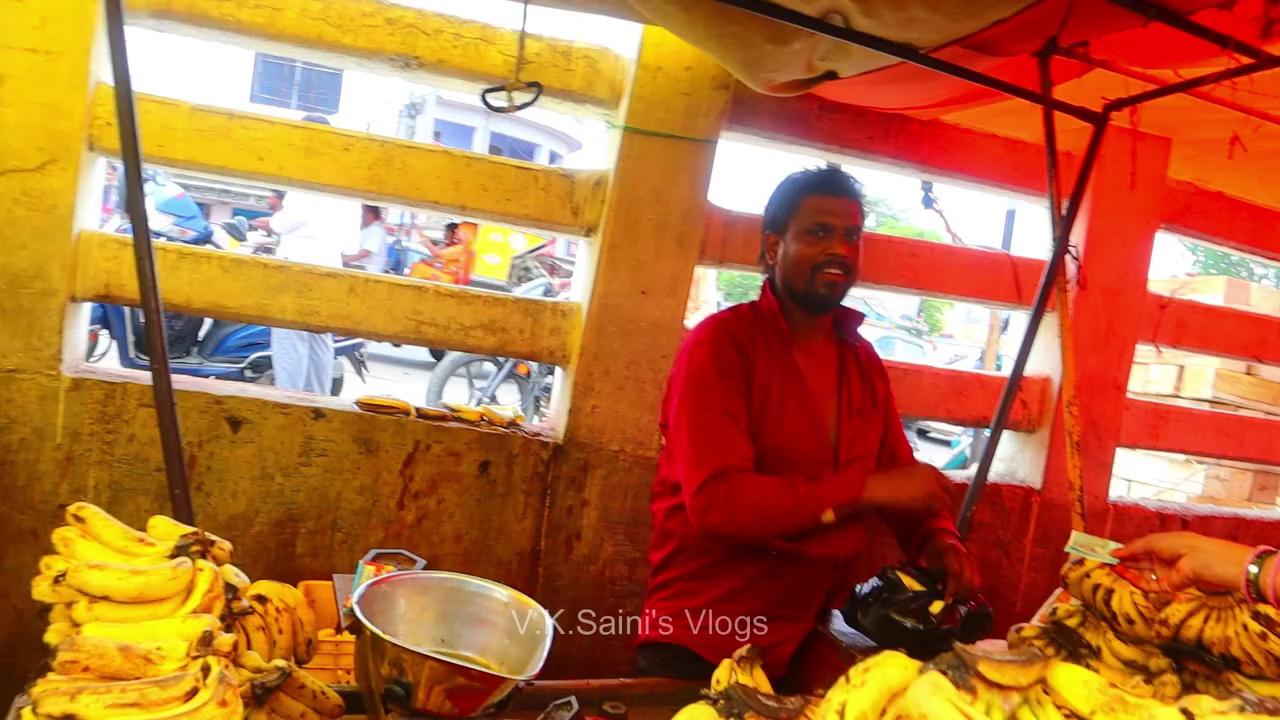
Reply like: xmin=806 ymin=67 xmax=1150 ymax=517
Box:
xmin=636 ymin=167 xmax=979 ymax=680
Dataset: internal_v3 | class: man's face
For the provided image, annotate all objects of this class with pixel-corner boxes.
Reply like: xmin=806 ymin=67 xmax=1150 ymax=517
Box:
xmin=267 ymin=194 xmax=283 ymax=213
xmin=764 ymin=195 xmax=863 ymax=315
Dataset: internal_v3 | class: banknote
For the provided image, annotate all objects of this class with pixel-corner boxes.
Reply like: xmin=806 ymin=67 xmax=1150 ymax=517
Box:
xmin=1064 ymin=530 xmax=1123 ymax=565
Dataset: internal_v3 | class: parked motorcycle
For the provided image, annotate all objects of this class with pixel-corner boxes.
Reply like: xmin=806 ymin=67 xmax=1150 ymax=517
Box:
xmin=424 ymin=277 xmax=560 ymax=422
xmin=87 ymin=170 xmax=368 ymax=396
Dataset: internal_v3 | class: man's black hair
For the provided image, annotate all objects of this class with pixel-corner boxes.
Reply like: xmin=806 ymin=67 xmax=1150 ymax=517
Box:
xmin=444 ymin=222 xmax=459 ymax=233
xmin=759 ymin=165 xmax=865 ymax=266
xmin=300 ymin=113 xmax=332 ymax=125
xmin=361 ymin=204 xmax=383 ymax=217
xmin=270 ymin=189 xmax=286 ymax=200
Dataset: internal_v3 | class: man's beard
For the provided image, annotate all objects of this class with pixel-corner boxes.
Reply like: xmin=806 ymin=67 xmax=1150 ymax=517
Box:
xmin=780 ymin=272 xmax=854 ymax=316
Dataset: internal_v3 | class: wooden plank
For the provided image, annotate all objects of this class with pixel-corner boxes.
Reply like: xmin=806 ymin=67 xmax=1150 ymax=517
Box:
xmin=1139 ymin=294 xmax=1280 ymax=368
xmin=1133 ymin=345 xmax=1249 ymax=372
xmin=886 ymin=361 xmax=1048 ymax=432
xmin=72 ymin=231 xmax=581 ymax=367
xmin=1250 ymin=364 xmax=1280 ymax=383
xmin=124 ymin=0 xmax=628 ymax=111
xmin=1120 ymin=398 xmax=1280 ymax=467
xmin=1162 ymin=181 xmax=1280 ymax=263
xmin=87 ymin=85 xmax=609 ymax=236
xmin=1179 ymin=366 xmax=1280 ymax=414
xmin=701 ymin=207 xmax=1046 ymax=308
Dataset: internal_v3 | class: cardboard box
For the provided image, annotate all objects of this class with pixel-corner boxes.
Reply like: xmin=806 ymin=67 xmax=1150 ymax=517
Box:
xmin=1203 ymin=466 xmax=1254 ymax=501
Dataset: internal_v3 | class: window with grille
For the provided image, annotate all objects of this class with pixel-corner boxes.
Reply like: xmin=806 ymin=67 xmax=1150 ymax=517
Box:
xmin=250 ymin=53 xmax=343 ymax=115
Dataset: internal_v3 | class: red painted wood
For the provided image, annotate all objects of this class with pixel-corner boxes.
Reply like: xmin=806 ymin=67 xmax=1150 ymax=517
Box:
xmin=1140 ymin=294 xmax=1280 ymax=367
xmin=885 ymin=360 xmax=1049 ymax=432
xmin=1120 ymin=398 xmax=1280 ymax=467
xmin=702 ymin=207 xmax=1047 ymax=309
xmin=1163 ymin=181 xmax=1280 ymax=262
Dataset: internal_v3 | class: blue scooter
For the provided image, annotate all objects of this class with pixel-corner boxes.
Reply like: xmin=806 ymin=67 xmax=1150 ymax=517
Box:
xmin=86 ymin=171 xmax=368 ymax=395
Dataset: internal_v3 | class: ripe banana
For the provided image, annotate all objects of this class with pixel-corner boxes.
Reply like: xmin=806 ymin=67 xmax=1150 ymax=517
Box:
xmin=220 ymin=564 xmax=251 ymax=594
xmin=29 ymin=662 xmax=207 ymax=716
xmin=70 ymin=586 xmax=189 ymax=625
xmin=66 ymin=502 xmax=173 ymax=558
xmin=248 ymin=588 xmax=295 ymax=662
xmin=237 ymin=611 xmax=275 ymax=660
xmin=1158 ymin=594 xmax=1205 ymax=646
xmin=129 ymin=657 xmax=242 ymax=720
xmin=280 ymin=665 xmax=345 ymax=718
xmin=39 ymin=554 xmax=72 ymax=576
xmin=31 ymin=573 xmax=84 ymax=604
xmin=62 ymin=556 xmax=195 ymax=603
xmin=174 ymin=559 xmax=221 ymax=616
xmin=236 ymin=650 xmax=275 ymax=673
xmin=52 ymin=525 xmax=141 ymax=564
xmin=251 ymin=581 xmax=315 ymax=664
xmin=47 ymin=602 xmax=72 ymax=625
xmin=816 ymin=650 xmax=922 ymax=720
xmin=79 ymin=614 xmax=221 ymax=645
xmin=146 ymin=514 xmax=235 ymax=565
xmin=51 ymin=635 xmax=198 ymax=680
xmin=42 ymin=622 xmax=76 ymax=649
xmin=882 ymin=670 xmax=984 ymax=720
xmin=266 ymin=686 xmax=327 ymax=720
xmin=671 ymin=701 xmax=720 ymax=720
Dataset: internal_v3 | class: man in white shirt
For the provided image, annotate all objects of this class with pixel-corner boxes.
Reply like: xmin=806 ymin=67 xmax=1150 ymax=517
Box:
xmin=344 ymin=204 xmax=389 ymax=273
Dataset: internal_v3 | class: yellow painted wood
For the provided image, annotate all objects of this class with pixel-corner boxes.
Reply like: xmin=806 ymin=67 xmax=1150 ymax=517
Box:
xmin=74 ymin=231 xmax=581 ymax=367
xmin=87 ymin=85 xmax=610 ymax=235
xmin=539 ymin=27 xmax=733 ymax=679
xmin=125 ymin=0 xmax=629 ymax=112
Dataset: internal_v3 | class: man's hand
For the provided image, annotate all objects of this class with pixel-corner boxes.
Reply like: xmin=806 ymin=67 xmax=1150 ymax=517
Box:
xmin=920 ymin=532 xmax=981 ymax=600
xmin=860 ymin=463 xmax=954 ymax=515
xmin=250 ymin=217 xmax=272 ymax=232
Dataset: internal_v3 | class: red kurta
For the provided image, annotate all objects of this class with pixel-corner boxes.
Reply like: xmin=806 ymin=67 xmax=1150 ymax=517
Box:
xmin=638 ymin=281 xmax=956 ymax=677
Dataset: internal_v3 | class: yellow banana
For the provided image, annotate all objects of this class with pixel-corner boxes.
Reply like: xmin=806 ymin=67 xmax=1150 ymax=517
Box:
xmin=249 ymin=589 xmax=295 ymax=662
xmin=70 ymin=586 xmax=189 ymax=625
xmin=246 ymin=706 xmax=272 ymax=720
xmin=728 ymin=644 xmax=773 ymax=694
xmin=671 ymin=702 xmax=720 ymax=720
xmin=220 ymin=563 xmax=251 ymax=594
xmin=146 ymin=515 xmax=235 ymax=565
xmin=710 ymin=658 xmax=735 ymax=693
xmin=52 ymin=525 xmax=140 ymax=564
xmin=815 ymin=651 xmax=921 ymax=720
xmin=29 ymin=662 xmax=207 ymax=716
xmin=39 ymin=554 xmax=72 ymax=576
xmin=42 ymin=622 xmax=76 ymax=649
xmin=1152 ymin=672 xmax=1182 ymax=702
xmin=62 ymin=556 xmax=195 ymax=603
xmin=125 ymin=657 xmax=242 ymax=720
xmin=51 ymin=635 xmax=197 ymax=680
xmin=883 ymin=671 xmax=984 ymax=720
xmin=281 ymin=665 xmax=346 ymax=718
xmin=235 ymin=650 xmax=275 ymax=673
xmin=1046 ymin=604 xmax=1085 ymax=629
xmin=66 ymin=502 xmax=173 ymax=558
xmin=47 ymin=602 xmax=72 ymax=625
xmin=237 ymin=611 xmax=275 ymax=661
xmin=80 ymin=614 xmax=221 ymax=645
xmin=1200 ymin=607 xmax=1233 ymax=658
xmin=31 ymin=573 xmax=84 ymax=604
xmin=266 ymin=686 xmax=327 ymax=720
xmin=1028 ymin=686 xmax=1064 ymax=720
xmin=172 ymin=559 xmax=219 ymax=616
xmin=1177 ymin=605 xmax=1212 ymax=648
xmin=1084 ymin=657 xmax=1155 ymax=698
xmin=1013 ymin=701 xmax=1036 ymax=720
xmin=251 ymin=581 xmax=315 ymax=664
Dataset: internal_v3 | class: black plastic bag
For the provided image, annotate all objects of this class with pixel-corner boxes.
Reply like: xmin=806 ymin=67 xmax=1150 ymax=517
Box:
xmin=840 ymin=564 xmax=993 ymax=659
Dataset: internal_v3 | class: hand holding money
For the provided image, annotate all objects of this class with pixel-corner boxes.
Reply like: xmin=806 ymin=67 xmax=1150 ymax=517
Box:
xmin=1064 ymin=530 xmax=1123 ymax=565
xmin=1111 ymin=531 xmax=1258 ymax=594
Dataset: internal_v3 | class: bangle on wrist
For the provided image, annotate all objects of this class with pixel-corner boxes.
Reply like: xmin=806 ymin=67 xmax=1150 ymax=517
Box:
xmin=1243 ymin=546 xmax=1276 ymax=604
xmin=1266 ymin=552 xmax=1280 ymax=607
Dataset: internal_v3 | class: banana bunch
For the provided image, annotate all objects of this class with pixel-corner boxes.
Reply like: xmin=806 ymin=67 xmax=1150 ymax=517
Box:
xmin=23 ymin=655 xmax=242 ymax=720
xmin=1061 ymin=558 xmax=1161 ymax=644
xmin=234 ymin=650 xmax=345 ymax=719
xmin=710 ymin=644 xmax=774 ymax=695
xmin=1061 ymin=558 xmax=1280 ymax=682
xmin=228 ymin=580 xmax=317 ymax=665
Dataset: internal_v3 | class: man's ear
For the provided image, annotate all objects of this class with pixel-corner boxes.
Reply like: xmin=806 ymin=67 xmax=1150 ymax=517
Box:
xmin=761 ymin=231 xmax=781 ymax=268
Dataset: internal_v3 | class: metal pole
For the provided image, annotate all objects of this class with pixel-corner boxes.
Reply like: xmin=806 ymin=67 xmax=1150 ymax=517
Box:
xmin=1105 ymin=0 xmax=1272 ymax=62
xmin=103 ymin=0 xmax=196 ymax=525
xmin=957 ymin=50 xmax=1110 ymax=536
xmin=712 ymin=0 xmax=1104 ymax=124
xmin=1106 ymin=53 xmax=1280 ymax=112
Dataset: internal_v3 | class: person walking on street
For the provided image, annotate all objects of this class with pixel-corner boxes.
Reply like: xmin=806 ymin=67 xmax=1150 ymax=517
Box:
xmin=250 ymin=113 xmax=359 ymax=394
xmin=344 ymin=204 xmax=389 ymax=273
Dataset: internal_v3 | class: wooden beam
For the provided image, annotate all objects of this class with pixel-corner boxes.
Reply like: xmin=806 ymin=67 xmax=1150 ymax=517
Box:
xmin=1163 ymin=181 xmax=1280 ymax=262
xmin=124 ymin=0 xmax=628 ymax=111
xmin=887 ymin=361 xmax=1049 ymax=432
xmin=1141 ymin=294 xmax=1280 ymax=367
xmin=87 ymin=85 xmax=609 ymax=236
xmin=725 ymin=86 xmax=1055 ymax=197
xmin=702 ymin=206 xmax=1045 ymax=308
xmin=1121 ymin=398 xmax=1280 ymax=467
xmin=72 ymin=231 xmax=580 ymax=367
